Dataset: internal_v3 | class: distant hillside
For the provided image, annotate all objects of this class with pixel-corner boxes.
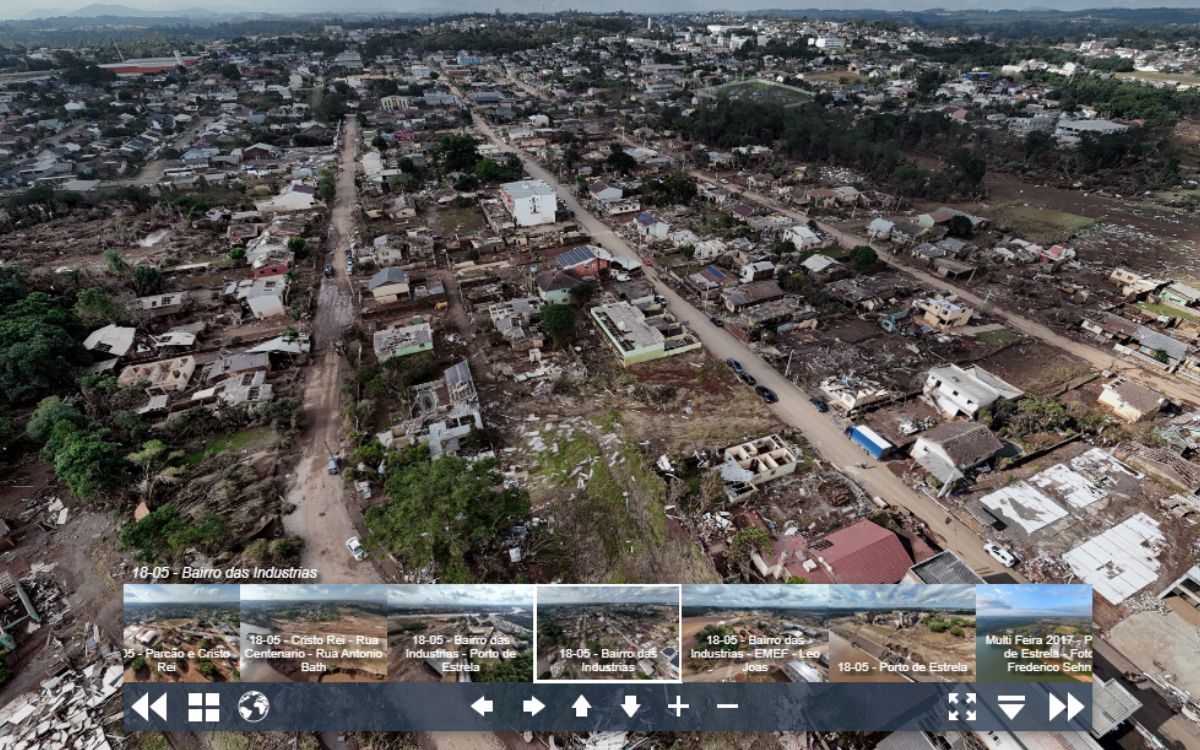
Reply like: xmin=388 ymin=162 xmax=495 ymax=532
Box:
xmin=24 ymin=3 xmax=218 ymax=18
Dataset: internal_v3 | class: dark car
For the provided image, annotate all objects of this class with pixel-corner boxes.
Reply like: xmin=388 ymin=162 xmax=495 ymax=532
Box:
xmin=756 ymin=385 xmax=779 ymax=404
xmin=809 ymin=396 xmax=829 ymax=413
xmin=726 ymin=358 xmax=744 ymax=374
xmin=710 ymin=316 xmax=725 ymax=327
xmin=323 ymin=264 xmax=335 ymax=278
xmin=739 ymin=372 xmax=757 ymax=386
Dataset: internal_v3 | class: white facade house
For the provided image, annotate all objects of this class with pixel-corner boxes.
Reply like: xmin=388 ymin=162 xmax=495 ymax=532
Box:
xmin=500 ymin=179 xmax=556 ymax=227
xmin=923 ymin=364 xmax=1024 ymax=419
xmin=786 ymin=225 xmax=823 ymax=252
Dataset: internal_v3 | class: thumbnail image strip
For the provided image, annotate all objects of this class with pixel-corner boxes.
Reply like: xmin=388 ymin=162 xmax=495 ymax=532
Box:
xmin=536 ymin=585 xmax=681 ymax=681
xmin=827 ymin=584 xmax=976 ymax=682
xmin=976 ymin=584 xmax=1093 ymax=683
xmin=388 ymin=584 xmax=534 ymax=682
xmin=123 ymin=584 xmax=241 ymax=683
xmin=240 ymin=584 xmax=388 ymax=682
xmin=682 ymin=584 xmax=830 ymax=683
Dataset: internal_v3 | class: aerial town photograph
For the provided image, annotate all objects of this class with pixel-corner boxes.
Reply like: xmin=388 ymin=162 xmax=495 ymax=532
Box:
xmin=681 ymin=583 xmax=829 ymax=682
xmin=122 ymin=583 xmax=240 ymax=682
xmin=0 ymin=0 xmax=1194 ymax=747
xmin=388 ymin=583 xmax=533 ymax=682
xmin=976 ymin=583 xmax=1094 ymax=683
xmin=826 ymin=584 xmax=977 ymax=683
xmin=537 ymin=585 xmax=681 ymax=681
xmin=239 ymin=583 xmax=388 ymax=683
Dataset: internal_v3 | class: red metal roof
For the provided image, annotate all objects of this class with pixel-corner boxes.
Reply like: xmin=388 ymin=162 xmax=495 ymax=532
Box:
xmin=818 ymin=519 xmax=913 ymax=584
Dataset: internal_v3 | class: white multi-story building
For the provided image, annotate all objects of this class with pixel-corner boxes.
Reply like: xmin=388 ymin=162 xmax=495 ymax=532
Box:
xmin=500 ymin=179 xmax=556 ymax=227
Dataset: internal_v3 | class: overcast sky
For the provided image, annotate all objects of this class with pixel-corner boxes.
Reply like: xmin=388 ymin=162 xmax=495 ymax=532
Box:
xmin=827 ymin=584 xmax=977 ymax=611
xmin=976 ymin=584 xmax=1092 ymax=618
xmin=13 ymin=0 xmax=1200 ymax=21
xmin=241 ymin=583 xmax=388 ymax=603
xmin=538 ymin=585 xmax=679 ymax=607
xmin=685 ymin=584 xmax=829 ymax=609
xmin=125 ymin=584 xmax=240 ymax=604
xmin=388 ymin=584 xmax=534 ymax=608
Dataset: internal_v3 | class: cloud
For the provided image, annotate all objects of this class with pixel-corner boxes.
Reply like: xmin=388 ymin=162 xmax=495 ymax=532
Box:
xmin=388 ymin=584 xmax=534 ymax=608
xmin=828 ymin=584 xmax=976 ymax=611
xmin=537 ymin=585 xmax=679 ymax=607
xmin=124 ymin=584 xmax=240 ymax=604
xmin=684 ymin=584 xmax=829 ymax=609
xmin=240 ymin=584 xmax=388 ymax=602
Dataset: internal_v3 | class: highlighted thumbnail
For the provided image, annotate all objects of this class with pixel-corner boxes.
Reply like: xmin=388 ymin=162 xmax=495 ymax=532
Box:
xmin=682 ymin=584 xmax=829 ymax=682
xmin=123 ymin=584 xmax=240 ymax=683
xmin=240 ymin=584 xmax=388 ymax=683
xmin=828 ymin=585 xmax=976 ymax=682
xmin=537 ymin=585 xmax=680 ymax=681
xmin=388 ymin=584 xmax=534 ymax=682
xmin=976 ymin=584 xmax=1093 ymax=683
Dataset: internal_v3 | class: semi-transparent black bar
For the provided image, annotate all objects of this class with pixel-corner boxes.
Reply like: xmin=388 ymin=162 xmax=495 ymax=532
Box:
xmin=124 ymin=682 xmax=1092 ymax=733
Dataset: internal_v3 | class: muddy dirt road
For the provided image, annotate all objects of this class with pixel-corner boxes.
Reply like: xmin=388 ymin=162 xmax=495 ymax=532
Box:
xmin=281 ymin=117 xmax=376 ymax=584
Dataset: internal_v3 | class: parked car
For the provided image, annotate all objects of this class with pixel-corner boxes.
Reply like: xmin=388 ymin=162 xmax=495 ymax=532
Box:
xmin=739 ymin=372 xmax=757 ymax=386
xmin=726 ymin=357 xmax=744 ymax=374
xmin=327 ymin=455 xmax=341 ymax=475
xmin=710 ymin=316 xmax=725 ymax=327
xmin=808 ymin=396 xmax=829 ymax=413
xmin=345 ymin=536 xmax=367 ymax=561
xmin=984 ymin=542 xmax=1017 ymax=568
xmin=755 ymin=385 xmax=778 ymax=404
xmin=324 ymin=264 xmax=335 ymax=278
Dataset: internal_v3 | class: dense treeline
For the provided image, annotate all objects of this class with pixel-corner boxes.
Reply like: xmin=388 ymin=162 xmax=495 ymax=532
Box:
xmin=1044 ymin=73 xmax=1200 ymax=127
xmin=672 ymin=99 xmax=987 ymax=200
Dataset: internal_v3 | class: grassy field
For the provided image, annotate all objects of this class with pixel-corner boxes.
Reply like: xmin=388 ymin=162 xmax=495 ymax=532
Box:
xmin=1118 ymin=70 xmax=1200 ymax=86
xmin=1138 ymin=301 xmax=1200 ymax=323
xmin=535 ymin=423 xmax=717 ymax=584
xmin=992 ymin=203 xmax=1097 ymax=243
xmin=185 ymin=426 xmax=275 ymax=465
xmin=435 ymin=204 xmax=485 ymax=233
xmin=974 ymin=328 xmax=1020 ymax=346
xmin=804 ymin=70 xmax=869 ymax=84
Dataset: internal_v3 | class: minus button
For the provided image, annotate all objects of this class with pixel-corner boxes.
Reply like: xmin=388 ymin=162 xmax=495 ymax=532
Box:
xmin=716 ymin=703 xmax=739 ymax=709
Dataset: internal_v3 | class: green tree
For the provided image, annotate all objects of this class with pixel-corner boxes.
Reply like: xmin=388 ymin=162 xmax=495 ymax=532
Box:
xmin=131 ymin=266 xmax=165 ymax=296
xmin=946 ymin=214 xmax=973 ymax=238
xmin=363 ymin=445 xmax=529 ymax=581
xmin=73 ymin=287 xmax=121 ymax=325
xmin=219 ymin=63 xmax=241 ymax=81
xmin=127 ymin=439 xmax=185 ymax=503
xmin=606 ymin=144 xmax=637 ymax=175
xmin=228 ymin=246 xmax=246 ymax=264
xmin=26 ymin=396 xmax=85 ymax=442
xmin=849 ymin=245 xmax=878 ymax=269
xmin=436 ymin=133 xmax=481 ymax=172
xmin=45 ymin=423 xmax=123 ymax=499
xmin=0 ymin=291 xmax=86 ymax=404
xmin=104 ymin=250 xmax=130 ymax=276
xmin=121 ymin=505 xmax=229 ymax=562
xmin=541 ymin=303 xmax=575 ymax=347
xmin=729 ymin=526 xmax=772 ymax=580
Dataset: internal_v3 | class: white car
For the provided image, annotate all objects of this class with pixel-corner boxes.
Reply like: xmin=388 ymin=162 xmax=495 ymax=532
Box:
xmin=346 ymin=536 xmax=367 ymax=561
xmin=984 ymin=542 xmax=1017 ymax=568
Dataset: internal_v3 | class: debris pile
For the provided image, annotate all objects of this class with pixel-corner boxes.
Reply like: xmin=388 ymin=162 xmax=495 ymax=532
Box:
xmin=0 ymin=633 xmax=123 ymax=750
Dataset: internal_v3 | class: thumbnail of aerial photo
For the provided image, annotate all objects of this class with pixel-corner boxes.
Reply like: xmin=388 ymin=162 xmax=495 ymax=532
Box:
xmin=537 ymin=585 xmax=680 ymax=681
xmin=828 ymin=585 xmax=977 ymax=682
xmin=123 ymin=584 xmax=240 ymax=683
xmin=682 ymin=584 xmax=829 ymax=683
xmin=977 ymin=584 xmax=1093 ymax=683
xmin=240 ymin=584 xmax=388 ymax=683
xmin=388 ymin=584 xmax=533 ymax=682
